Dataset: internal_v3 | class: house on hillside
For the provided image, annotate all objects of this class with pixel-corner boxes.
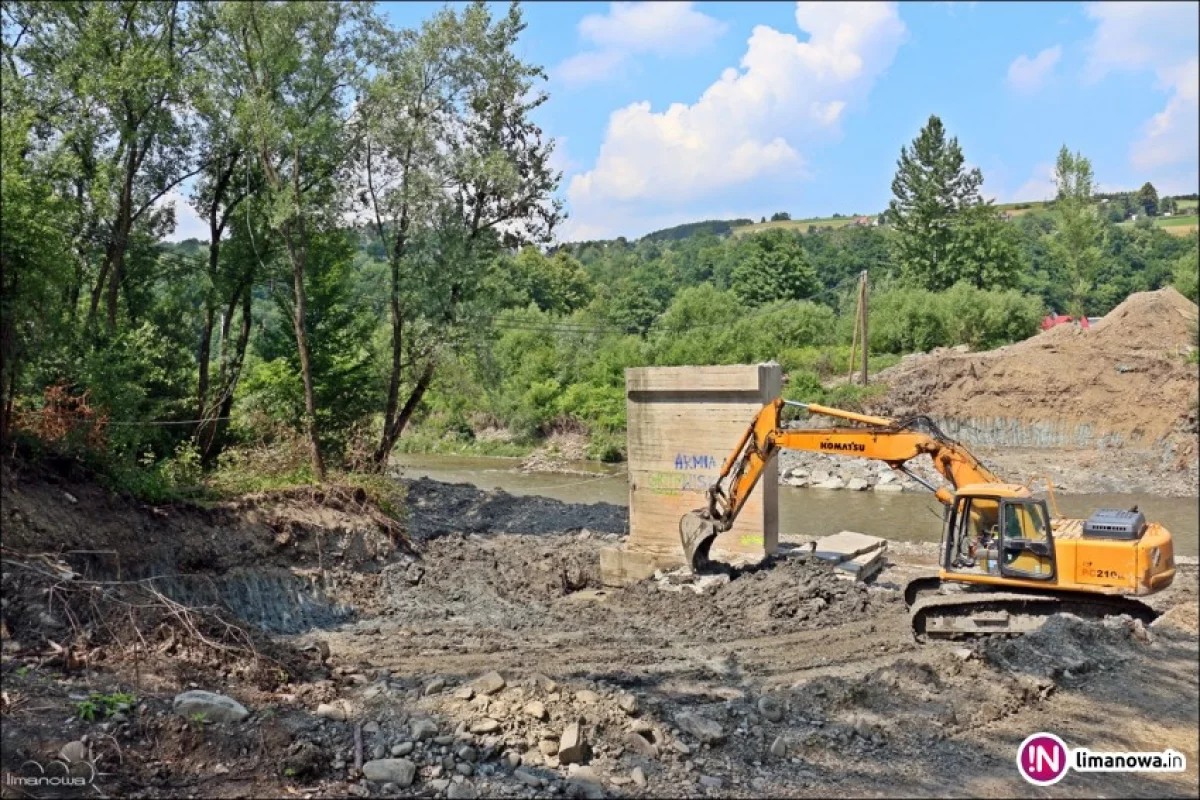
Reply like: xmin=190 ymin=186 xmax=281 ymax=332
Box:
xmin=999 ymin=212 xmax=1015 ymax=221
xmin=852 ymin=215 xmax=875 ymax=227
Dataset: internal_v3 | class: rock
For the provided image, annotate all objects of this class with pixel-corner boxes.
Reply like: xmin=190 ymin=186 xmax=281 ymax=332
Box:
xmin=532 ymin=673 xmax=558 ymax=694
xmin=631 ymin=767 xmax=647 ymax=788
xmin=813 ymin=478 xmax=846 ymax=490
xmin=514 ymin=768 xmax=544 ymax=788
xmin=63 ymin=491 xmax=78 ymax=504
xmin=699 ymin=775 xmax=723 ymax=790
xmin=952 ymin=647 xmax=974 ymax=661
xmin=558 ymin=723 xmax=589 ymax=764
xmin=810 ymin=470 xmax=831 ymax=484
xmin=391 ymin=742 xmax=414 ymax=756
xmin=447 ymin=783 xmax=478 ymax=800
xmin=411 ymin=718 xmax=439 ymax=740
xmin=372 ymin=743 xmax=386 ymax=760
xmin=876 ymin=471 xmax=897 ymax=485
xmin=757 ymin=696 xmax=784 ymax=723
xmin=425 ymin=677 xmax=446 ymax=695
xmin=361 ymin=758 xmax=417 ymax=787
xmin=573 ymin=689 xmax=599 ymax=706
xmin=435 ymin=734 xmax=456 ymax=746
xmin=458 ymin=746 xmax=478 ymax=763
xmin=505 ymin=751 xmax=522 ymax=769
xmin=470 ymin=718 xmax=501 ymax=734
xmin=873 ymin=483 xmax=904 ymax=493
xmin=363 ymin=720 xmax=381 ymax=734
xmin=751 ymin=777 xmax=768 ymax=791
xmin=671 ymin=740 xmax=691 ymax=755
xmin=674 ymin=712 xmax=724 ymax=745
xmin=539 ymin=738 xmax=560 ymax=756
xmin=173 ymin=690 xmax=250 ymax=723
xmin=622 ymin=731 xmax=658 ymax=759
xmin=429 ymin=779 xmax=451 ymax=792
xmin=454 ymin=685 xmax=475 ymax=700
xmin=846 ymin=477 xmax=869 ymax=491
xmin=617 ymin=694 xmax=639 ymax=715
xmin=314 ymin=700 xmax=355 ymax=721
xmin=567 ymin=765 xmax=605 ymax=799
xmin=60 ymin=740 xmax=88 ymax=763
xmin=472 ymin=671 xmax=506 ymax=696
xmin=769 ymin=736 xmax=787 ymax=758
xmin=456 ymin=762 xmax=474 ymax=776
xmin=525 ymin=701 xmax=548 ymax=721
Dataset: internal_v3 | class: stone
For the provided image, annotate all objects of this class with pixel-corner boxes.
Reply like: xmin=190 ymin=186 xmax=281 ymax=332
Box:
xmin=567 ymin=765 xmax=605 ymax=799
xmin=617 ymin=694 xmax=639 ymax=715
xmin=757 ymin=696 xmax=784 ymax=723
xmin=363 ymin=721 xmax=381 ymax=734
xmin=952 ymin=647 xmax=974 ymax=661
xmin=458 ymin=746 xmax=478 ymax=763
xmin=361 ymin=758 xmax=417 ymax=787
xmin=372 ymin=743 xmax=386 ymax=760
xmin=573 ymin=690 xmax=599 ymax=706
xmin=514 ymin=768 xmax=544 ymax=788
xmin=455 ymin=762 xmax=474 ymax=776
xmin=525 ymin=701 xmax=548 ymax=721
xmin=470 ymin=718 xmax=501 ymax=734
xmin=173 ymin=690 xmax=250 ymax=723
xmin=622 ymin=731 xmax=658 ymax=759
xmin=435 ymin=734 xmax=456 ymax=746
xmin=60 ymin=740 xmax=88 ymax=763
xmin=473 ymin=671 xmax=506 ymax=696
xmin=699 ymin=775 xmax=723 ymax=790
xmin=454 ymin=685 xmax=475 ymax=700
xmin=539 ymin=739 xmax=559 ymax=756
xmin=751 ymin=777 xmax=768 ymax=792
xmin=845 ymin=477 xmax=869 ymax=491
xmin=429 ymin=779 xmax=451 ymax=792
xmin=810 ymin=470 xmax=831 ymax=484
xmin=876 ymin=471 xmax=897 ymax=485
xmin=532 ymin=673 xmax=558 ymax=694
xmin=411 ymin=718 xmax=439 ymax=740
xmin=813 ymin=478 xmax=846 ymax=490
xmin=425 ymin=677 xmax=446 ymax=696
xmin=558 ymin=723 xmax=589 ymax=765
xmin=447 ymin=783 xmax=478 ymax=800
xmin=631 ymin=767 xmax=647 ymax=788
xmin=770 ymin=736 xmax=787 ymax=758
xmin=674 ymin=712 xmax=724 ymax=745
xmin=671 ymin=740 xmax=691 ymax=755
xmin=505 ymin=751 xmax=522 ymax=769
xmin=874 ymin=482 xmax=904 ymax=493
xmin=391 ymin=742 xmax=414 ymax=756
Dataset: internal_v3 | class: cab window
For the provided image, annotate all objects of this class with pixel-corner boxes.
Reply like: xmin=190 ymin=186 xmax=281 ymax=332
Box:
xmin=1003 ymin=501 xmax=1049 ymax=542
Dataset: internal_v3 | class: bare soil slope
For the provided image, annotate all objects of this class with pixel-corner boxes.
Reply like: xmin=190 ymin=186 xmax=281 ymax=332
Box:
xmin=872 ymin=287 xmax=1199 ymax=446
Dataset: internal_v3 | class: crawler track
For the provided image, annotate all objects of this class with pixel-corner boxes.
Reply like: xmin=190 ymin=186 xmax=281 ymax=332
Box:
xmin=910 ymin=589 xmax=1159 ymax=640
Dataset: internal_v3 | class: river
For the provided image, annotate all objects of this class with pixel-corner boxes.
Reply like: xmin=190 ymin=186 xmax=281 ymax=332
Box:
xmin=392 ymin=453 xmax=1200 ymax=557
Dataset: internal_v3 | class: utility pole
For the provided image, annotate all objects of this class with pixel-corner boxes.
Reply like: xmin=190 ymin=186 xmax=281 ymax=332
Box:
xmin=859 ymin=270 xmax=869 ymax=386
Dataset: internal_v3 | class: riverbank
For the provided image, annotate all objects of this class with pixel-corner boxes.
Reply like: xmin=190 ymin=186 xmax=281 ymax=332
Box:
xmin=2 ymin=465 xmax=1197 ymax=798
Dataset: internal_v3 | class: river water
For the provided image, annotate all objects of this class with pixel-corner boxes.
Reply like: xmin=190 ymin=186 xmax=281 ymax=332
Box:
xmin=392 ymin=453 xmax=1200 ymax=557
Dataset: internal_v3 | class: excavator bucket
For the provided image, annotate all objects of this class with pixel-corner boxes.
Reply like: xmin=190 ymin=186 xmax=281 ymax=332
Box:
xmin=680 ymin=510 xmax=720 ymax=573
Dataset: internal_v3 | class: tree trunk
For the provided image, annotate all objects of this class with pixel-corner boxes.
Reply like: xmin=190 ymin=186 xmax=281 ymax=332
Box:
xmin=372 ymin=357 xmax=435 ymax=469
xmin=285 ymin=230 xmax=326 ymax=482
xmin=202 ymin=283 xmax=253 ymax=466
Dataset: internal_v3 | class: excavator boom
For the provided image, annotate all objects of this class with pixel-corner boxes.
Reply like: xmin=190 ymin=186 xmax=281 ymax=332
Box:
xmin=681 ymin=399 xmax=1004 ymax=571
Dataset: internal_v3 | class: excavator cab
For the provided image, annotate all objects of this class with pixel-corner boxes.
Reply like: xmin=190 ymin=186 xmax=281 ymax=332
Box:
xmin=942 ymin=486 xmax=1055 ymax=581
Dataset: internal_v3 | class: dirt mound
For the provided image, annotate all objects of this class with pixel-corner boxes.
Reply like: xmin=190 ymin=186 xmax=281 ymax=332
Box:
xmin=400 ymin=476 xmax=627 ymax=540
xmin=871 ymin=287 xmax=1199 ymax=446
xmin=981 ymin=612 xmax=1148 ymax=678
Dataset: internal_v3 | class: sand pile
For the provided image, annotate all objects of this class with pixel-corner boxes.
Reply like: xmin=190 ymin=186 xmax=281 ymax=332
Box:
xmin=871 ymin=287 xmax=1198 ymax=445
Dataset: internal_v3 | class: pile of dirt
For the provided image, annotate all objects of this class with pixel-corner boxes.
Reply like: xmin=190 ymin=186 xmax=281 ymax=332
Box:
xmin=871 ymin=287 xmax=1199 ymax=447
xmin=400 ymin=476 xmax=627 ymax=540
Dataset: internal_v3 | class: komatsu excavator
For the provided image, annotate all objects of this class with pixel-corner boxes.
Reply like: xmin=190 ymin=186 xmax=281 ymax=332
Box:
xmin=679 ymin=399 xmax=1176 ymax=638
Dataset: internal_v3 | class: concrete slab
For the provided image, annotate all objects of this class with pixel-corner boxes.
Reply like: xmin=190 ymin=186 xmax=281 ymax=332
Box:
xmin=834 ymin=549 xmax=886 ymax=583
xmin=812 ymin=531 xmax=887 ymax=565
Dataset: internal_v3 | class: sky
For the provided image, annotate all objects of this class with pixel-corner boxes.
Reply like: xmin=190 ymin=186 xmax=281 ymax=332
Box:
xmin=168 ymin=1 xmax=1200 ymax=243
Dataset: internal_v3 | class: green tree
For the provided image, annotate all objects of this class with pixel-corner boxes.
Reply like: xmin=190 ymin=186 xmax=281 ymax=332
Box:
xmin=888 ymin=114 xmax=983 ymax=290
xmin=1171 ymin=247 xmax=1198 ymax=304
xmin=947 ymin=203 xmax=1023 ymax=289
xmin=1136 ymin=181 xmax=1159 ymax=217
xmin=1050 ymin=146 xmax=1103 ymax=314
xmin=730 ymin=229 xmax=817 ymax=307
xmin=504 ymin=247 xmax=593 ymax=314
xmin=222 ymin=0 xmax=373 ymax=480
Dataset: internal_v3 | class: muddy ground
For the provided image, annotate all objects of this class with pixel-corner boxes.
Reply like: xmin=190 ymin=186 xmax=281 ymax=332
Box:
xmin=1 ymin=465 xmax=1197 ymax=799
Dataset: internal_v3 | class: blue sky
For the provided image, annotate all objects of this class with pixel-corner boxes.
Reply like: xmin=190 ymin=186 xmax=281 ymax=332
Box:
xmin=170 ymin=2 xmax=1199 ymax=243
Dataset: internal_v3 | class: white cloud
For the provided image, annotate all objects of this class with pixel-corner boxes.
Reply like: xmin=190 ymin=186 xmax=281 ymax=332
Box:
xmin=1084 ymin=2 xmax=1199 ymax=184
xmin=1007 ymin=45 xmax=1061 ymax=93
xmin=555 ymin=50 xmax=629 ymax=86
xmin=554 ymin=2 xmax=727 ymax=87
xmin=563 ymin=2 xmax=907 ymax=240
xmin=1010 ymin=162 xmax=1058 ymax=203
xmin=160 ymin=188 xmax=209 ymax=243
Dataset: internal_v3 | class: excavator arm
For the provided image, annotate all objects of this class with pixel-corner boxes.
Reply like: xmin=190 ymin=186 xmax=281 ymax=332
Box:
xmin=680 ymin=398 xmax=1005 ymax=570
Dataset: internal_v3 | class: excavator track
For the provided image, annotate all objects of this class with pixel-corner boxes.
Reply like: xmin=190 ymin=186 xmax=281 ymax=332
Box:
xmin=910 ymin=590 xmax=1158 ymax=641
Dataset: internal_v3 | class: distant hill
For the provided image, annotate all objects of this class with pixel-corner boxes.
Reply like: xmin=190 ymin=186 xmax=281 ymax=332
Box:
xmin=640 ymin=218 xmax=753 ymax=242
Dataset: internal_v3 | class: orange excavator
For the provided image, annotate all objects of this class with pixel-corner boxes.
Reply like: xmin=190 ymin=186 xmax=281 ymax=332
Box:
xmin=680 ymin=399 xmax=1176 ymax=638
